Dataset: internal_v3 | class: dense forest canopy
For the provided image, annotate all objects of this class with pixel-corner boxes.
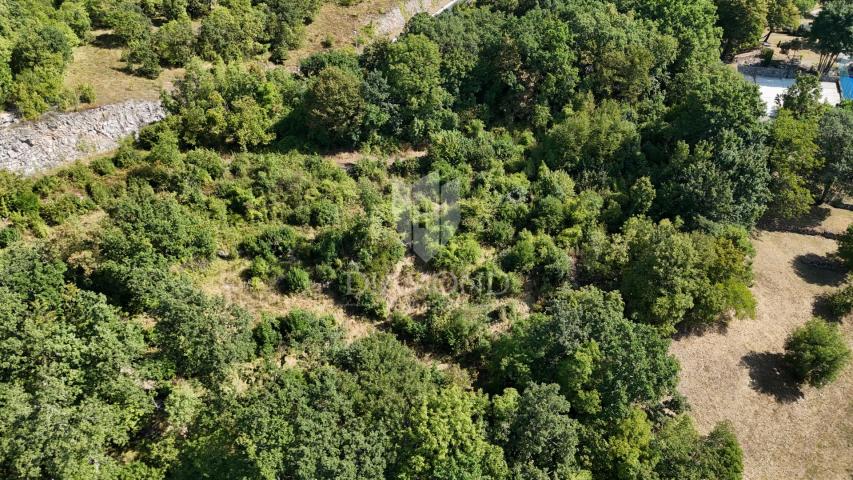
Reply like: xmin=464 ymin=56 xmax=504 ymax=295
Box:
xmin=1 ymin=0 xmax=853 ymax=479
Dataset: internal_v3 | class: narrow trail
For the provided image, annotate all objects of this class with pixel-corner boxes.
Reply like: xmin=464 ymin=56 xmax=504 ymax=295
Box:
xmin=671 ymin=206 xmax=853 ymax=480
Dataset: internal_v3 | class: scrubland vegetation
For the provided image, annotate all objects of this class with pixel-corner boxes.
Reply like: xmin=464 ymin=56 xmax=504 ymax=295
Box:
xmin=1 ymin=0 xmax=853 ymax=479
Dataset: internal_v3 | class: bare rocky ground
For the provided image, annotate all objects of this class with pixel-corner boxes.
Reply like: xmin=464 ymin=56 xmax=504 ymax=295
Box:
xmin=671 ymin=205 xmax=853 ymax=480
xmin=0 ymin=100 xmax=165 ymax=176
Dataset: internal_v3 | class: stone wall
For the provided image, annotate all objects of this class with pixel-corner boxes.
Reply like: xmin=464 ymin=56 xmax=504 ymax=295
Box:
xmin=0 ymin=100 xmax=166 ymax=176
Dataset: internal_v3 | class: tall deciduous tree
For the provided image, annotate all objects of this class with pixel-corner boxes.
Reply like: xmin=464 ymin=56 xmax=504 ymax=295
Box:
xmin=714 ymin=0 xmax=768 ymax=59
xmin=766 ymin=0 xmax=800 ymax=40
xmin=817 ymin=107 xmax=853 ymax=202
xmin=810 ymin=0 xmax=853 ymax=75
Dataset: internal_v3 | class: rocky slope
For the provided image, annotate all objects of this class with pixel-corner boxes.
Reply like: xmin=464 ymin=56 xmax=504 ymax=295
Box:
xmin=0 ymin=101 xmax=165 ymax=176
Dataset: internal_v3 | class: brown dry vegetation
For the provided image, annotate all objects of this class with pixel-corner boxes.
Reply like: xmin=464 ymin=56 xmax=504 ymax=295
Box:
xmin=63 ymin=31 xmax=183 ymax=107
xmin=672 ymin=205 xmax=853 ymax=480
xmin=285 ymin=0 xmax=453 ymax=68
xmin=195 ymin=257 xmax=376 ymax=343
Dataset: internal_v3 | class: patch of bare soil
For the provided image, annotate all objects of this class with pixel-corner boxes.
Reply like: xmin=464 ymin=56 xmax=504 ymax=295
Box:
xmin=671 ymin=206 xmax=853 ymax=480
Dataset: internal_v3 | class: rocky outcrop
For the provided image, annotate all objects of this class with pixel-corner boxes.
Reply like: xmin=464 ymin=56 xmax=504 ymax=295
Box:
xmin=374 ymin=0 xmax=466 ymax=38
xmin=0 ymin=112 xmax=17 ymax=128
xmin=0 ymin=100 xmax=166 ymax=176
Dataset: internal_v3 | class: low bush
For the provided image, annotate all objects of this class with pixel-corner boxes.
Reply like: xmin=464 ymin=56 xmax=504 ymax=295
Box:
xmin=279 ymin=265 xmax=311 ymax=294
xmin=785 ymin=318 xmax=851 ymax=387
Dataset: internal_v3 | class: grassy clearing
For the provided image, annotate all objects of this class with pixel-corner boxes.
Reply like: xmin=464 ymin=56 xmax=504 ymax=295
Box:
xmin=284 ymin=0 xmax=451 ymax=68
xmin=671 ymin=205 xmax=853 ymax=480
xmin=63 ymin=30 xmax=184 ymax=107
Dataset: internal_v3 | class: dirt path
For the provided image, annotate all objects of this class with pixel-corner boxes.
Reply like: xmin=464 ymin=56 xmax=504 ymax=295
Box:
xmin=671 ymin=206 xmax=853 ymax=480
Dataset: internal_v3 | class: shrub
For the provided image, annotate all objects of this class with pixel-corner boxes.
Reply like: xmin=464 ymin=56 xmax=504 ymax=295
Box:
xmin=247 ymin=256 xmax=273 ymax=280
xmin=838 ymin=224 xmax=853 ymax=269
xmin=784 ymin=318 xmax=851 ymax=387
xmin=759 ymin=47 xmax=774 ymax=66
xmin=239 ymin=225 xmax=300 ymax=261
xmin=334 ymin=266 xmax=388 ymax=318
xmin=40 ymin=194 xmax=96 ymax=225
xmin=162 ymin=0 xmax=189 ymax=20
xmin=185 ymin=148 xmax=225 ymax=179
xmin=278 ymin=309 xmax=343 ymax=358
xmin=253 ymin=315 xmax=282 ymax=357
xmin=75 ymin=83 xmax=96 ymax=103
xmin=310 ymin=199 xmax=341 ymax=226
xmin=420 ymin=294 xmax=490 ymax=358
xmin=0 ymin=226 xmax=21 ymax=248
xmin=390 ymin=310 xmax=426 ymax=342
xmin=104 ymin=186 xmax=216 ymax=261
xmin=826 ymin=283 xmax=853 ymax=317
xmin=468 ymin=262 xmax=522 ymax=300
xmin=279 ymin=266 xmax=311 ymax=294
xmin=86 ymin=181 xmax=111 ymax=206
xmin=90 ymin=156 xmax=116 ymax=176
xmin=10 ymin=63 xmax=66 ymax=119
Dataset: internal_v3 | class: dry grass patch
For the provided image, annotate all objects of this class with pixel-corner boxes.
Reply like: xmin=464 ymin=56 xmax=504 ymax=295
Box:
xmin=196 ymin=257 xmax=376 ymax=343
xmin=285 ymin=0 xmax=454 ymax=68
xmin=671 ymin=206 xmax=853 ymax=480
xmin=63 ymin=31 xmax=183 ymax=107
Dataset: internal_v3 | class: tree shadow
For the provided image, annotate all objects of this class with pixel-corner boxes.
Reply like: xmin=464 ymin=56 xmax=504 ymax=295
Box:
xmin=830 ymin=199 xmax=853 ymax=212
xmin=759 ymin=204 xmax=832 ymax=231
xmin=672 ymin=320 xmax=730 ymax=340
xmin=91 ymin=32 xmax=124 ymax=49
xmin=792 ymin=253 xmax=847 ymax=287
xmin=740 ymin=352 xmax=804 ymax=403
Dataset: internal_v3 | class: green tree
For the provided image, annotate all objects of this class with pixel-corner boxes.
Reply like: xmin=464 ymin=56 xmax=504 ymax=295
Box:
xmin=714 ymin=0 xmax=768 ymax=59
xmin=784 ymin=318 xmax=851 ymax=387
xmin=484 ymin=9 xmax=577 ymax=125
xmin=653 ymin=416 xmax=743 ymax=480
xmin=780 ymin=73 xmax=823 ymax=119
xmin=668 ymin=63 xmax=764 ymax=143
xmin=538 ymin=99 xmax=640 ymax=185
xmin=110 ymin=9 xmax=152 ymax=45
xmin=615 ymin=0 xmax=723 ymax=69
xmin=261 ymin=0 xmax=323 ymax=63
xmin=383 ymin=34 xmax=454 ymax=143
xmin=196 ymin=5 xmax=263 ymax=62
xmin=0 ymin=246 xmax=151 ymax=479
xmin=303 ymin=66 xmax=366 ymax=147
xmin=766 ymin=108 xmax=821 ymax=218
xmin=10 ymin=22 xmax=75 ymax=73
xmin=489 ymin=286 xmax=679 ymax=418
xmin=163 ymin=60 xmax=296 ymax=149
xmin=658 ymin=132 xmax=770 ymax=229
xmin=397 ymin=385 xmax=508 ymax=480
xmin=563 ymin=1 xmax=677 ymax=103
xmin=153 ymin=17 xmax=195 ymax=67
xmin=58 ymin=1 xmax=92 ymax=39
xmin=495 ymin=384 xmax=586 ymax=478
xmin=810 ymin=1 xmax=853 ymax=75
xmin=816 ymin=108 xmax=853 ymax=202
xmin=766 ymin=0 xmax=800 ymax=40
xmin=837 ymin=224 xmax=853 ymax=269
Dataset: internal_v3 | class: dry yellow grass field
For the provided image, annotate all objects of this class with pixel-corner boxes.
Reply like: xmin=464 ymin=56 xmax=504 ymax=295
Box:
xmin=63 ymin=31 xmax=184 ymax=107
xmin=672 ymin=206 xmax=853 ymax=480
